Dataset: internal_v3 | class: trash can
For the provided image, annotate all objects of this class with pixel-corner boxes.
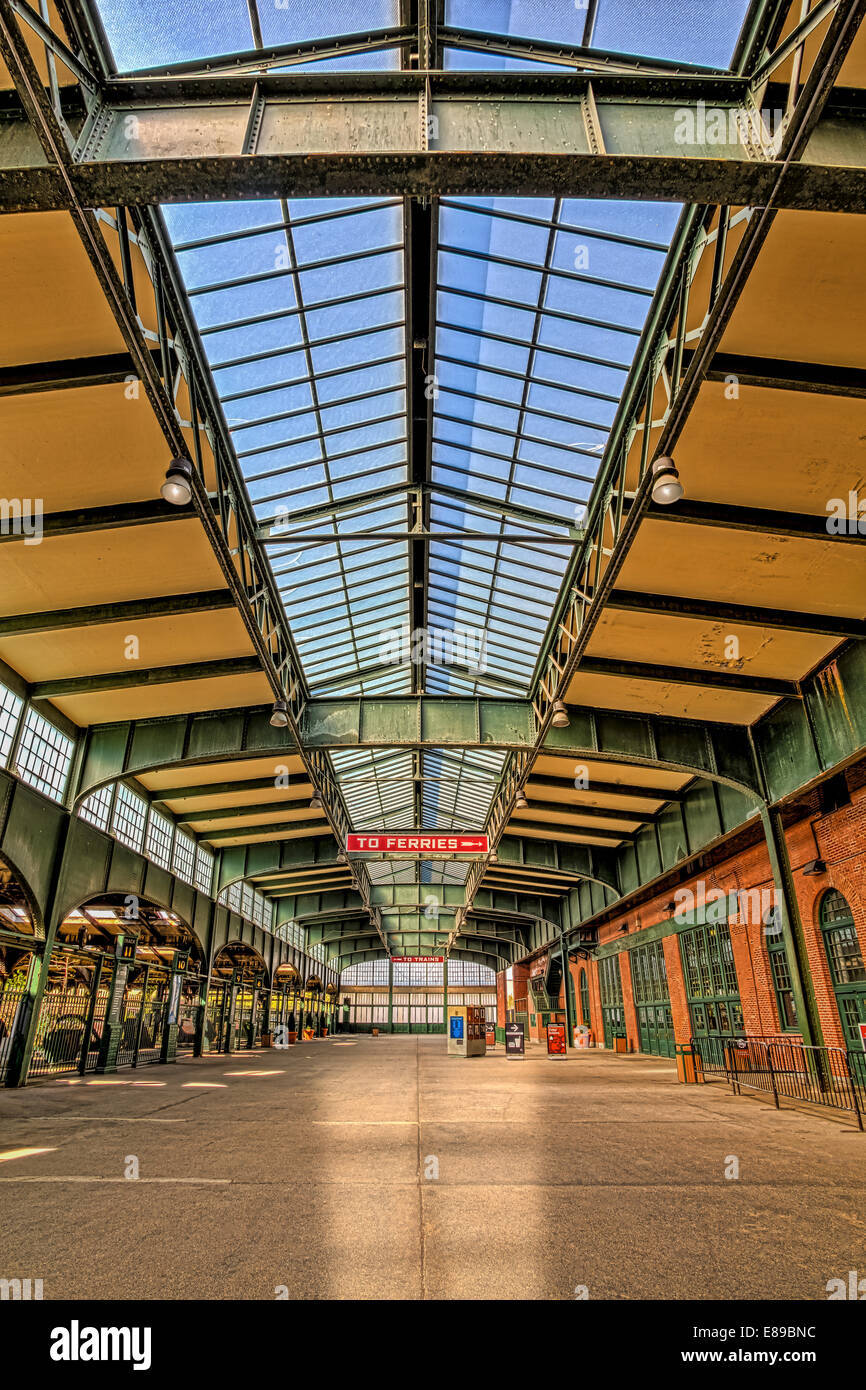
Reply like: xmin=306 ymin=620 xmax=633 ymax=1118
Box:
xmin=676 ymin=1041 xmax=704 ymax=1084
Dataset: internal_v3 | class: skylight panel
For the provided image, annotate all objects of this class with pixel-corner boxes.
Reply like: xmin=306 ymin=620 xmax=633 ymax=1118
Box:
xmin=96 ymin=0 xmax=401 ymax=73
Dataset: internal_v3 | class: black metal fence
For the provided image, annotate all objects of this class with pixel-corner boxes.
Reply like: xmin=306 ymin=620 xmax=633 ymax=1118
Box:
xmin=0 ymin=988 xmax=28 ymax=1082
xmin=692 ymin=1034 xmax=865 ymax=1129
xmin=27 ymin=987 xmax=109 ymax=1079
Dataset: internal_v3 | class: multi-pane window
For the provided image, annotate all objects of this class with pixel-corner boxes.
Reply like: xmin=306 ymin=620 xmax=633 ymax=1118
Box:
xmin=195 ymin=845 xmax=214 ymax=896
xmin=819 ymin=890 xmax=866 ymax=1052
xmin=279 ymin=918 xmax=303 ymax=950
xmin=767 ymin=938 xmax=798 ymax=1030
xmin=78 ymin=783 xmax=114 ymax=833
xmin=172 ymin=829 xmax=196 ymax=885
xmin=241 ymin=882 xmax=254 ymax=920
xmin=598 ymin=954 xmax=626 ymax=1046
xmin=0 ymin=683 xmax=23 ymax=765
xmin=112 ymin=782 xmax=148 ymax=852
xmin=820 ymin=891 xmax=865 ymax=985
xmin=679 ymin=922 xmax=743 ymax=1037
xmin=226 ymin=882 xmax=242 ymax=914
xmin=446 ymin=960 xmax=494 ymax=986
xmin=15 ymin=708 xmax=74 ymax=802
xmin=579 ymin=968 xmax=591 ymax=1026
xmin=342 ymin=959 xmax=389 ymax=986
xmin=145 ymin=807 xmax=174 ymax=870
xmin=763 ymin=905 xmax=796 ymax=1030
xmin=630 ymin=941 xmax=669 ymax=1005
xmin=393 ymin=960 xmax=444 ymax=986
xmin=629 ymin=940 xmax=674 ymax=1057
xmin=598 ymin=956 xmax=624 ymax=1006
xmin=263 ymin=899 xmax=274 ymax=930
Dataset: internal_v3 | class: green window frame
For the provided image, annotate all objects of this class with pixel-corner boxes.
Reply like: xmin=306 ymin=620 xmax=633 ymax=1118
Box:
xmin=763 ymin=905 xmax=798 ymax=1032
xmin=629 ymin=940 xmax=675 ymax=1058
xmin=579 ymin=968 xmax=591 ymax=1027
xmin=679 ymin=921 xmax=743 ymax=1039
xmin=598 ymin=954 xmax=625 ymax=1047
xmin=767 ymin=938 xmax=798 ymax=1031
xmin=819 ymin=889 xmax=866 ymax=1052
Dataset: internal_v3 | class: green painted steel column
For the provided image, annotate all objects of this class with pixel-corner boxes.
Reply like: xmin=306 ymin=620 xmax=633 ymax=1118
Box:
xmin=78 ymin=953 xmax=107 ymax=1075
xmin=387 ymin=954 xmax=393 ymax=1033
xmin=560 ymin=934 xmax=575 ymax=1048
xmin=160 ymin=949 xmax=187 ymax=1064
xmin=225 ymin=972 xmax=239 ymax=1053
xmin=759 ymin=805 xmax=822 ymax=1049
xmin=96 ymin=937 xmax=137 ymax=1073
xmin=5 ymin=949 xmax=45 ymax=1087
xmin=6 ymin=812 xmax=76 ymax=1088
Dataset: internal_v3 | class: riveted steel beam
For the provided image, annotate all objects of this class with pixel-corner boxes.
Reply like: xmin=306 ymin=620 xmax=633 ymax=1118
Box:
xmin=2 ymin=70 xmax=866 ymax=212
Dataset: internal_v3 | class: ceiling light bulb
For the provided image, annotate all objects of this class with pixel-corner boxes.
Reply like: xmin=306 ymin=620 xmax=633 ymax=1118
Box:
xmin=515 ymin=791 xmax=528 ymax=810
xmin=651 ymin=456 xmax=683 ymax=505
xmin=269 ymin=700 xmax=289 ymax=728
xmin=309 ymin=792 xmax=323 ymax=810
xmin=160 ymin=457 xmax=193 ymax=506
xmin=551 ymin=699 xmax=570 ymax=729
xmin=488 ymin=848 xmax=498 ymax=863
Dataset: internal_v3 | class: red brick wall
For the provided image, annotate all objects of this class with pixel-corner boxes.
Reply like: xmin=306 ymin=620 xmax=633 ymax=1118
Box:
xmin=663 ymin=933 xmax=691 ymax=1044
xmin=498 ymin=777 xmax=866 ymax=1056
xmin=496 ymin=970 xmax=507 ymax=1030
xmin=593 ymin=782 xmax=866 ymax=1053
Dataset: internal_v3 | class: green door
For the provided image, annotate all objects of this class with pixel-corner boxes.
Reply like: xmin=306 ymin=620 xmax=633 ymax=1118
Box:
xmin=820 ymin=890 xmax=866 ymax=1053
xmin=579 ymin=968 xmax=591 ymax=1030
xmin=679 ymin=922 xmax=744 ymax=1072
xmin=598 ymin=955 xmax=625 ymax=1048
xmin=629 ymin=941 xmax=675 ymax=1058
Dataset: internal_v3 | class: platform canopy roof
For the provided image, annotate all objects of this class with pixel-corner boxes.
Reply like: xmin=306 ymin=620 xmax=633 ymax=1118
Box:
xmin=0 ymin=0 xmax=864 ymax=969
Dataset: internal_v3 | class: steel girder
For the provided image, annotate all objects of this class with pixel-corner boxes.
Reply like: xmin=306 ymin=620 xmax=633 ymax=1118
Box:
xmin=0 ymin=0 xmax=389 ymax=944
xmin=75 ymin=700 xmax=766 ymax=809
xmin=464 ymin=0 xmax=866 ymax=924
xmin=1 ymin=71 xmax=865 ymax=212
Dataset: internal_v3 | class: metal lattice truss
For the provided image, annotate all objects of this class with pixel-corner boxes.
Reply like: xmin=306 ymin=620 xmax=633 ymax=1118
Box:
xmin=0 ymin=0 xmax=864 ymax=970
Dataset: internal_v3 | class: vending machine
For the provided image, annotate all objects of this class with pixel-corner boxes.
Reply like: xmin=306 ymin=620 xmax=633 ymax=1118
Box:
xmin=447 ymin=1004 xmax=487 ymax=1057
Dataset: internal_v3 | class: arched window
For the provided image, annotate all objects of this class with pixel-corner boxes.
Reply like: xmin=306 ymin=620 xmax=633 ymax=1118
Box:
xmin=579 ymin=968 xmax=591 ymax=1027
xmin=820 ymin=889 xmax=866 ymax=1050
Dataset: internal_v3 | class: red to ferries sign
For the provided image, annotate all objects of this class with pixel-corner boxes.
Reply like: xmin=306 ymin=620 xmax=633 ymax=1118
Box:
xmin=346 ymin=833 xmax=489 ymax=855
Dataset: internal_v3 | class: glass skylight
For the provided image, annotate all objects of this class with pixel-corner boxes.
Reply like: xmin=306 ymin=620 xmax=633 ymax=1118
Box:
xmin=89 ymin=0 xmax=749 ymax=867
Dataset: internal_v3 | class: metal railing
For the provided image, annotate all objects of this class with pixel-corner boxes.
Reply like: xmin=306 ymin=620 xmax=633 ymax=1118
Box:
xmin=27 ymin=987 xmax=108 ymax=1078
xmin=0 ymin=988 xmax=28 ymax=1082
xmin=692 ymin=1034 xmax=865 ymax=1129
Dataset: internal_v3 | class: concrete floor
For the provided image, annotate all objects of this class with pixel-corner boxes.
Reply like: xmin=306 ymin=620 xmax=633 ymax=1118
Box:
xmin=0 ymin=1035 xmax=864 ymax=1300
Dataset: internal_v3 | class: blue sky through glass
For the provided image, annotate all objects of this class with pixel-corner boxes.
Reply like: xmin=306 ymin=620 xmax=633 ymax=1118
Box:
xmin=91 ymin=0 xmax=748 ymax=854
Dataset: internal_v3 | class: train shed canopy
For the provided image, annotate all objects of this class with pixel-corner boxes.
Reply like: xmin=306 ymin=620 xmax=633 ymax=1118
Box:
xmin=0 ymin=0 xmax=864 ymax=973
